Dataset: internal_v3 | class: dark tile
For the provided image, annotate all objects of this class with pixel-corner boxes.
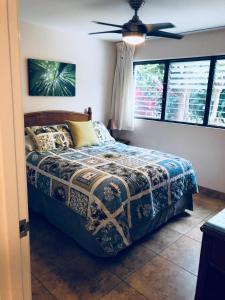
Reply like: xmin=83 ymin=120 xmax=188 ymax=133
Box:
xmin=31 ymin=252 xmax=52 ymax=276
xmin=165 ymin=212 xmax=202 ymax=234
xmin=195 ymin=193 xmax=225 ymax=209
xmin=198 ymin=187 xmax=225 ymax=202
xmin=217 ymin=200 xmax=225 ymax=209
xmin=101 ymin=282 xmax=147 ymax=300
xmin=191 ymin=193 xmax=225 ymax=237
xmin=193 ymin=194 xmax=223 ymax=218
xmin=30 ymin=215 xmax=98 ymax=277
xmin=30 ymin=212 xmax=124 ymax=299
xmin=160 ymin=236 xmax=201 ymax=275
xmin=31 ymin=235 xmax=122 ymax=297
xmin=192 ymin=202 xmax=217 ymax=219
xmin=30 ymin=237 xmax=83 ymax=276
xmin=143 ymin=227 xmax=182 ymax=253
xmin=39 ymin=263 xmax=121 ymax=300
xmin=204 ymin=209 xmax=223 ymax=222
xmin=30 ymin=195 xmax=224 ymax=300
xmin=101 ymin=243 xmax=156 ymax=280
xmin=126 ymin=256 xmax=197 ymax=300
xmin=32 ymin=276 xmax=55 ymax=300
xmin=185 ymin=221 xmax=204 ymax=242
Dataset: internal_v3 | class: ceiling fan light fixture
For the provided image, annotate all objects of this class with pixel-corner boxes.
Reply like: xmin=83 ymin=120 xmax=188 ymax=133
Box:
xmin=89 ymin=0 xmax=183 ymax=42
xmin=122 ymin=31 xmax=145 ymax=45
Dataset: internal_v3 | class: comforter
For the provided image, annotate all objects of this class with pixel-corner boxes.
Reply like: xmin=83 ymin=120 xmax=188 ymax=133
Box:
xmin=26 ymin=142 xmax=198 ymax=256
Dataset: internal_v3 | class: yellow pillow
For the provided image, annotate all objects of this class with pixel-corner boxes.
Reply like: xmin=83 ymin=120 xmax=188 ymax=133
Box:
xmin=66 ymin=120 xmax=99 ymax=148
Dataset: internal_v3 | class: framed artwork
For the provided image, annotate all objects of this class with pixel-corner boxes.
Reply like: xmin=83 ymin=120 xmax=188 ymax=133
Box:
xmin=28 ymin=59 xmax=76 ymax=96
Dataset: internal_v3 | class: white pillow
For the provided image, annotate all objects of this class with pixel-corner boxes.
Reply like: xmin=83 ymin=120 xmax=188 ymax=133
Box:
xmin=92 ymin=121 xmax=115 ymax=144
xmin=25 ymin=135 xmax=35 ymax=152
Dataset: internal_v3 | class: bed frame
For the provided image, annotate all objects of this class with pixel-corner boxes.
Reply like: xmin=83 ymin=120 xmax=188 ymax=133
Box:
xmin=24 ymin=107 xmax=92 ymax=127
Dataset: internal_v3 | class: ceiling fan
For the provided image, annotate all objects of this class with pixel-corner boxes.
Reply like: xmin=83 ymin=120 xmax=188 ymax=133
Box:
xmin=89 ymin=0 xmax=183 ymax=45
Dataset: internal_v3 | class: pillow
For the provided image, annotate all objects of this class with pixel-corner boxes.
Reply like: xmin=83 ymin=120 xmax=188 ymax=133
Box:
xmin=56 ymin=124 xmax=74 ymax=148
xmin=92 ymin=121 xmax=115 ymax=144
xmin=25 ymin=135 xmax=35 ymax=152
xmin=66 ymin=120 xmax=99 ymax=148
xmin=25 ymin=124 xmax=73 ymax=152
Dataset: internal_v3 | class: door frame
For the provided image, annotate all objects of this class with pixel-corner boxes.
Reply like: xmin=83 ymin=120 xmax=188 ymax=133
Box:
xmin=0 ymin=0 xmax=31 ymax=299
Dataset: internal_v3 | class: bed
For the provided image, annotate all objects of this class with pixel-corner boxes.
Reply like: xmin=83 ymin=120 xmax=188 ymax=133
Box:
xmin=25 ymin=108 xmax=198 ymax=257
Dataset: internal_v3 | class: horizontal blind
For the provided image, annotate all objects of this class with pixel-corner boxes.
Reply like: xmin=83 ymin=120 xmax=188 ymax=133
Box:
xmin=134 ymin=64 xmax=165 ymax=119
xmin=165 ymin=60 xmax=210 ymax=124
xmin=209 ymin=59 xmax=225 ymax=127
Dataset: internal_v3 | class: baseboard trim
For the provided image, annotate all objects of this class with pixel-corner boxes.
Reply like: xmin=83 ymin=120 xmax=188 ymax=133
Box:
xmin=199 ymin=186 xmax=225 ymax=201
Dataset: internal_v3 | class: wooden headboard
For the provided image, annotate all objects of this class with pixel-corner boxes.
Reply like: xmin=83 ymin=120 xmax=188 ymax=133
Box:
xmin=24 ymin=107 xmax=92 ymax=127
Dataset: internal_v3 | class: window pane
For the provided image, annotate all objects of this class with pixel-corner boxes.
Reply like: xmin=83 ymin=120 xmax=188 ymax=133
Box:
xmin=209 ymin=59 xmax=225 ymax=127
xmin=134 ymin=63 xmax=165 ymax=119
xmin=165 ymin=60 xmax=210 ymax=124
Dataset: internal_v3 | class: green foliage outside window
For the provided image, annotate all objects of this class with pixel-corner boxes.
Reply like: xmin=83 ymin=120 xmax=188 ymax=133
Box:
xmin=135 ymin=64 xmax=164 ymax=119
xmin=134 ymin=58 xmax=225 ymax=128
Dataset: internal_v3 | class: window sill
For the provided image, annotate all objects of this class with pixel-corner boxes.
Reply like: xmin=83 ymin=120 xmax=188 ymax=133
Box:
xmin=134 ymin=117 xmax=225 ymax=130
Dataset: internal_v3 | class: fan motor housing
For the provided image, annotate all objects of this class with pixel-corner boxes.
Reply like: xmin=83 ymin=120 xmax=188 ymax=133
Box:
xmin=128 ymin=0 xmax=145 ymax=11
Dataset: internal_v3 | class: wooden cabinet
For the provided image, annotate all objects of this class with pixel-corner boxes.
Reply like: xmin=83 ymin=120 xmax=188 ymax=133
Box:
xmin=195 ymin=209 xmax=225 ymax=300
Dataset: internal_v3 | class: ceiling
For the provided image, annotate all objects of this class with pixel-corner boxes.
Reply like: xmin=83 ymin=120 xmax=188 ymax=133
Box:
xmin=20 ymin=0 xmax=225 ymax=41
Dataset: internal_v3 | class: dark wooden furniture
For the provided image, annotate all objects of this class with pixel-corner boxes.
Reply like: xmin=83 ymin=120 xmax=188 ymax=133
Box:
xmin=24 ymin=107 xmax=92 ymax=127
xmin=116 ymin=138 xmax=130 ymax=145
xmin=195 ymin=209 xmax=225 ymax=300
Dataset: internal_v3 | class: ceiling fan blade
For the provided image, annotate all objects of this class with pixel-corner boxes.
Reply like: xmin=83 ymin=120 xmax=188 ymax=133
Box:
xmin=92 ymin=21 xmax=124 ymax=29
xmin=148 ymin=30 xmax=183 ymax=40
xmin=146 ymin=22 xmax=175 ymax=32
xmin=89 ymin=30 xmax=122 ymax=35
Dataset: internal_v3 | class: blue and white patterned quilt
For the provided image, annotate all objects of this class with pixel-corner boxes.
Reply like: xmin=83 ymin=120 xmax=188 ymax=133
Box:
xmin=26 ymin=142 xmax=198 ymax=255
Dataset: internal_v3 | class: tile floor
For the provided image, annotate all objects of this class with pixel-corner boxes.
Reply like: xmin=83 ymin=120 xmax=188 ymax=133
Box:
xmin=30 ymin=193 xmax=225 ymax=300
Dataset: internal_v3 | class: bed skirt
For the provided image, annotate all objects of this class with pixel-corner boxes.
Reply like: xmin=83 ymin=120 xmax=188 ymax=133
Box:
xmin=28 ymin=184 xmax=193 ymax=257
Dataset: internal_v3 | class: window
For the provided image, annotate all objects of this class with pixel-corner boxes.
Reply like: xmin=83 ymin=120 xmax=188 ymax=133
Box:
xmin=165 ymin=60 xmax=210 ymax=124
xmin=134 ymin=63 xmax=165 ymax=119
xmin=209 ymin=59 xmax=225 ymax=127
xmin=134 ymin=56 xmax=225 ymax=129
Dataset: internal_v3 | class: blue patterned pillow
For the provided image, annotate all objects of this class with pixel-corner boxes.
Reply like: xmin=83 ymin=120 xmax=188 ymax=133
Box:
xmin=25 ymin=124 xmax=73 ymax=152
xmin=92 ymin=121 xmax=115 ymax=144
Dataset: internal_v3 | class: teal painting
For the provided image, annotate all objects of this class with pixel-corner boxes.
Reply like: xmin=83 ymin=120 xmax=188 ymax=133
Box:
xmin=28 ymin=59 xmax=76 ymax=96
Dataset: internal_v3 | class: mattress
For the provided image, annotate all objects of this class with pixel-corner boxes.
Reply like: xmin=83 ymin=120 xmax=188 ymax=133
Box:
xmin=26 ymin=141 xmax=198 ymax=257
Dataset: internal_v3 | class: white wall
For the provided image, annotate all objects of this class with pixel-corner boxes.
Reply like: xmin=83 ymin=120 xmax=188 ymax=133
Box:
xmin=19 ymin=24 xmax=225 ymax=193
xmin=20 ymin=22 xmax=116 ymax=122
xmin=119 ymin=29 xmax=225 ymax=193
